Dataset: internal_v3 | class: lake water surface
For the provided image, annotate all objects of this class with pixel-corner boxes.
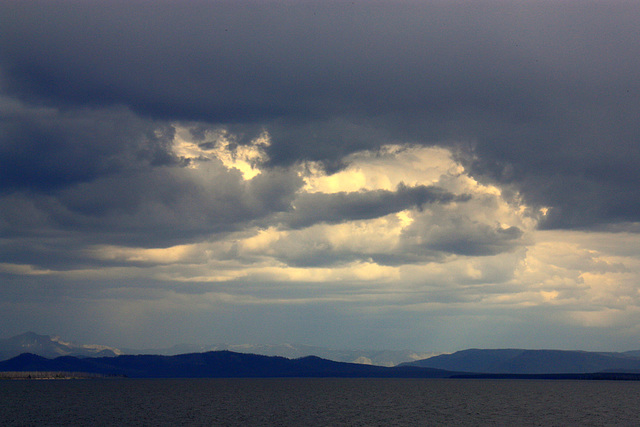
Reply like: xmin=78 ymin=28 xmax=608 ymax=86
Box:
xmin=2 ymin=378 xmax=639 ymax=426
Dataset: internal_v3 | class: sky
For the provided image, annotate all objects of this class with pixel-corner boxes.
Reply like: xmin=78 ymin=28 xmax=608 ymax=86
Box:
xmin=1 ymin=0 xmax=640 ymax=353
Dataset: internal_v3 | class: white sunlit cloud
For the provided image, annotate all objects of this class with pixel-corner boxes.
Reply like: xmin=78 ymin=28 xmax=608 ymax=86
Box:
xmin=81 ymin=134 xmax=541 ymax=299
xmin=172 ymin=124 xmax=270 ymax=179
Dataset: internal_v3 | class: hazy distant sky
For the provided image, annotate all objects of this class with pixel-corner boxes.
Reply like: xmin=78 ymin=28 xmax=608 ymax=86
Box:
xmin=1 ymin=1 xmax=640 ymax=351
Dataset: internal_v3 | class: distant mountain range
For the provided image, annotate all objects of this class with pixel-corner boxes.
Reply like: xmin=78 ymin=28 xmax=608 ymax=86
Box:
xmin=402 ymin=348 xmax=640 ymax=374
xmin=0 ymin=332 xmax=435 ymax=366
xmin=2 ymin=351 xmax=640 ymax=380
xmin=4 ymin=333 xmax=640 ymax=378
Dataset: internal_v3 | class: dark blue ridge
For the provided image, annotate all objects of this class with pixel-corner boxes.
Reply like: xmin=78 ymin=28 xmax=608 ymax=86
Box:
xmin=4 ymin=350 xmax=640 ymax=379
xmin=0 ymin=351 xmax=456 ymax=379
xmin=401 ymin=348 xmax=640 ymax=374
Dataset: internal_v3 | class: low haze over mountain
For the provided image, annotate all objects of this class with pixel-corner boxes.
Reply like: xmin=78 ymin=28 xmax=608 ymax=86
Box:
xmin=0 ymin=333 xmax=433 ymax=366
xmin=0 ymin=332 xmax=122 ymax=361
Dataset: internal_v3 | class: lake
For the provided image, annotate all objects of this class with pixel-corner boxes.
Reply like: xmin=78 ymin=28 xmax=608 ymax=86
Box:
xmin=2 ymin=378 xmax=639 ymax=425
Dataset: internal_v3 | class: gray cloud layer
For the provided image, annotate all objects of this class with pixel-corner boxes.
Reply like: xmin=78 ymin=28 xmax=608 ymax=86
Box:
xmin=282 ymin=184 xmax=462 ymax=229
xmin=2 ymin=1 xmax=639 ymax=229
xmin=2 ymin=1 xmax=640 ymax=351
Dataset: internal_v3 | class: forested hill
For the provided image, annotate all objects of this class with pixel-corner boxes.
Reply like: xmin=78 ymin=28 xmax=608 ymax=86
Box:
xmin=0 ymin=351 xmax=455 ymax=379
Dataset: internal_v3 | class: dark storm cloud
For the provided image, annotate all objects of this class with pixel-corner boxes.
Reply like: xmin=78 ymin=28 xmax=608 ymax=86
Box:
xmin=0 ymin=100 xmax=177 ymax=193
xmin=413 ymin=222 xmax=524 ymax=257
xmin=282 ymin=184 xmax=462 ymax=229
xmin=2 ymin=1 xmax=640 ymax=229
xmin=1 ymin=163 xmax=302 ymax=249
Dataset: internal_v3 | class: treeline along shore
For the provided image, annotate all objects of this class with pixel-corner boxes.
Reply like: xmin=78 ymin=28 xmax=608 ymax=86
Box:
xmin=0 ymin=371 xmax=106 ymax=380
